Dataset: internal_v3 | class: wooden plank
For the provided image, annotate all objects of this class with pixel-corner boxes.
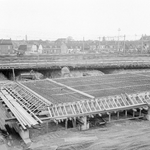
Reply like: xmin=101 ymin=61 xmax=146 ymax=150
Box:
xmin=90 ymin=101 xmax=97 ymax=111
xmin=7 ymin=97 xmax=37 ymax=126
xmin=48 ymin=107 xmax=52 ymax=117
xmin=77 ymin=103 xmax=84 ymax=113
xmin=55 ymin=105 xmax=60 ymax=116
xmin=95 ymin=99 xmax=101 ymax=110
xmin=6 ymin=86 xmax=42 ymax=123
xmin=3 ymin=89 xmax=38 ymax=126
xmin=0 ymin=93 xmax=27 ymax=129
xmin=71 ymin=104 xmax=77 ymax=114
xmin=47 ymin=78 xmax=95 ymax=99
xmin=58 ymin=106 xmax=64 ymax=116
xmin=81 ymin=102 xmax=88 ymax=112
xmin=86 ymin=101 xmax=92 ymax=112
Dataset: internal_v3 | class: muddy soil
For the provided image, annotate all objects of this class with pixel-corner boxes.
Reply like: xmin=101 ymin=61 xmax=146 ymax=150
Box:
xmin=22 ymin=119 xmax=150 ymax=150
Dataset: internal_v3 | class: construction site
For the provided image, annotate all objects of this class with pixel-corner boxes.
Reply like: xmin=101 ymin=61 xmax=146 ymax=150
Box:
xmin=1 ymin=67 xmax=150 ymax=149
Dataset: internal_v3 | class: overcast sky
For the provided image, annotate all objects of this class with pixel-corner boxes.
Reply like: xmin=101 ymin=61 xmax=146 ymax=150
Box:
xmin=0 ymin=0 xmax=149 ymax=40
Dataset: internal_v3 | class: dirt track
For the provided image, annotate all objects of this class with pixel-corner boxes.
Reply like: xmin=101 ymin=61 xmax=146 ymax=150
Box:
xmin=26 ymin=119 xmax=150 ymax=150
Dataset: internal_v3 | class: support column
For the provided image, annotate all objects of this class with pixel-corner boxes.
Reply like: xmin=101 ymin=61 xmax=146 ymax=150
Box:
xmin=125 ymin=110 xmax=127 ymax=118
xmin=12 ymin=123 xmax=31 ymax=145
xmin=133 ymin=109 xmax=136 ymax=118
xmin=12 ymin=68 xmax=15 ymax=81
xmin=139 ymin=108 xmax=142 ymax=116
xmin=107 ymin=112 xmax=111 ymax=122
xmin=65 ymin=119 xmax=68 ymax=129
xmin=117 ymin=112 xmax=119 ymax=120
xmin=19 ymin=129 xmax=31 ymax=145
xmin=46 ymin=122 xmax=49 ymax=133
xmin=72 ymin=118 xmax=76 ymax=128
xmin=80 ymin=116 xmax=89 ymax=130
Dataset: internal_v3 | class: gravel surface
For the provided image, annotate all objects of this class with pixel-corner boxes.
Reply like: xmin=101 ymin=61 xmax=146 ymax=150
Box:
xmin=24 ymin=120 xmax=150 ymax=150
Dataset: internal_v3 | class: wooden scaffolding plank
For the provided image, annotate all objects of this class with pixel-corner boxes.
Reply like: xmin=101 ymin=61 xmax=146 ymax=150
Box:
xmin=47 ymin=78 xmax=95 ymax=99
xmin=0 ymin=92 xmax=27 ymax=129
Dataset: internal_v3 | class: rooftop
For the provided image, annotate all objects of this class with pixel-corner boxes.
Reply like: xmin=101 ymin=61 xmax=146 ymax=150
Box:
xmin=0 ymin=39 xmax=12 ymax=45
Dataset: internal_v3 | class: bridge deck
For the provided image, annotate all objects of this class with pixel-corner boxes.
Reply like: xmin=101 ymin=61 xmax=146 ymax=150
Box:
xmin=22 ymin=72 xmax=150 ymax=104
xmin=0 ymin=54 xmax=150 ymax=69
xmin=1 ymin=72 xmax=150 ymax=128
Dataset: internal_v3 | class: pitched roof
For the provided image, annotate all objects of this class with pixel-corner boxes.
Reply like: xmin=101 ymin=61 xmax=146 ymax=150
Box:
xmin=0 ymin=39 xmax=12 ymax=45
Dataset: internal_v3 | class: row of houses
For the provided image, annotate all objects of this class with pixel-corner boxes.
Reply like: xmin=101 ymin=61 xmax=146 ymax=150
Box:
xmin=0 ymin=39 xmax=14 ymax=54
xmin=1 ymin=36 xmax=150 ymax=55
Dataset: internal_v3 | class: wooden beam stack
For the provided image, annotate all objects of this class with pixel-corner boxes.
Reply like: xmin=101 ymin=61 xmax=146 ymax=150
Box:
xmin=0 ymin=89 xmax=40 ymax=130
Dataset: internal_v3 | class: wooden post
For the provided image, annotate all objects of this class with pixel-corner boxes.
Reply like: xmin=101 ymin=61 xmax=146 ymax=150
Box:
xmin=117 ymin=112 xmax=119 ymax=120
xmin=12 ymin=68 xmax=15 ymax=81
xmin=46 ymin=122 xmax=49 ymax=133
xmin=80 ymin=116 xmax=89 ymax=130
xmin=139 ymin=108 xmax=142 ymax=116
xmin=133 ymin=110 xmax=135 ymax=117
xmin=72 ymin=118 xmax=76 ymax=128
xmin=125 ymin=110 xmax=127 ymax=118
xmin=146 ymin=106 xmax=150 ymax=120
xmin=108 ymin=113 xmax=111 ymax=122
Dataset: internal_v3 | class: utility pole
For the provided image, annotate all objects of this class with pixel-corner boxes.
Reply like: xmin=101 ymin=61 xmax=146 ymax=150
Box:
xmin=141 ymin=34 xmax=143 ymax=53
xmin=123 ymin=35 xmax=126 ymax=53
xmin=117 ymin=28 xmax=121 ymax=52
xmin=82 ymin=37 xmax=85 ymax=51
xmin=99 ymin=37 xmax=101 ymax=51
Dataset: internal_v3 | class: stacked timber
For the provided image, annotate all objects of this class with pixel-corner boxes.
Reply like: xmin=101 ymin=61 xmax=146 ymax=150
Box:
xmin=0 ymin=89 xmax=39 ymax=130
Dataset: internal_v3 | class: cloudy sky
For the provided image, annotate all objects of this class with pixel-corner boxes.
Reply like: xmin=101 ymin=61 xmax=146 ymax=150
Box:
xmin=0 ymin=0 xmax=149 ymax=40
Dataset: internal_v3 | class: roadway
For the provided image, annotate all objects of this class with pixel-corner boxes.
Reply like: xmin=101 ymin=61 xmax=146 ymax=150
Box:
xmin=0 ymin=54 xmax=150 ymax=69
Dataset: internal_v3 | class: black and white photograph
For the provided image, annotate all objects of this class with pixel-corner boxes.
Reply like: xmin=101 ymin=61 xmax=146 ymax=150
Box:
xmin=0 ymin=0 xmax=150 ymax=149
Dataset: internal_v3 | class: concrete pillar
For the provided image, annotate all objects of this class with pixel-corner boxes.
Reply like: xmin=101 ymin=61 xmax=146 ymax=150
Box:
xmin=19 ymin=129 xmax=31 ymax=145
xmin=72 ymin=118 xmax=76 ymax=128
xmin=125 ymin=110 xmax=127 ymax=118
xmin=46 ymin=122 xmax=49 ymax=133
xmin=133 ymin=111 xmax=135 ymax=117
xmin=139 ymin=108 xmax=142 ymax=116
xmin=107 ymin=113 xmax=111 ymax=122
xmin=65 ymin=119 xmax=68 ymax=129
xmin=12 ymin=68 xmax=15 ymax=81
xmin=117 ymin=112 xmax=119 ymax=120
xmin=80 ymin=116 xmax=89 ymax=130
xmin=13 ymin=123 xmax=31 ymax=145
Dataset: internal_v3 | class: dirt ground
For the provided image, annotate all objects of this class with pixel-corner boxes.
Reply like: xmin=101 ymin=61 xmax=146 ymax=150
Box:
xmin=4 ymin=119 xmax=150 ymax=150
